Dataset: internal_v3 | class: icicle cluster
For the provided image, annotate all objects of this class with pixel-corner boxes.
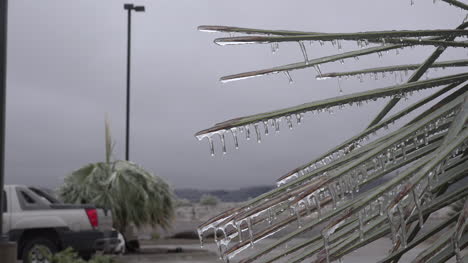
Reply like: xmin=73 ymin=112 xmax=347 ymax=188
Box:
xmin=319 ymin=137 xmax=467 ymax=262
xmin=276 ymin=105 xmax=458 ymax=187
xmin=196 ymin=82 xmax=447 ymax=156
xmin=196 ymin=106 xmax=460 ymax=262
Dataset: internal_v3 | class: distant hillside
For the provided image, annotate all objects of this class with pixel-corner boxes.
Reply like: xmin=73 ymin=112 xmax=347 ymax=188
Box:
xmin=175 ymin=185 xmax=274 ymax=202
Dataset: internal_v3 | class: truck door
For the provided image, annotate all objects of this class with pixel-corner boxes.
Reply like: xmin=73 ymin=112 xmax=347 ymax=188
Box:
xmin=2 ymin=189 xmax=9 ymax=235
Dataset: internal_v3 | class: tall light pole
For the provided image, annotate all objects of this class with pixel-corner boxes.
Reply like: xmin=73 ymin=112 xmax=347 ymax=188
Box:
xmin=123 ymin=3 xmax=145 ymax=161
xmin=0 ymin=0 xmax=8 ymax=240
xmin=0 ymin=1 xmax=15 ymax=262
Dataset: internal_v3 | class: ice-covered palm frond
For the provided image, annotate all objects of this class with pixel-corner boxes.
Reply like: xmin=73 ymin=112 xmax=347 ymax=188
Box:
xmin=205 ymin=22 xmax=467 ymax=83
xmin=441 ymin=0 xmax=468 ymax=10
xmin=316 ymin=59 xmax=468 ymax=80
xmin=195 ymin=75 xmax=467 ymax=156
xmin=195 ymin=3 xmax=468 ymax=262
xmin=214 ymin=34 xmax=467 ymax=48
xmin=276 ymin=83 xmax=464 ymax=186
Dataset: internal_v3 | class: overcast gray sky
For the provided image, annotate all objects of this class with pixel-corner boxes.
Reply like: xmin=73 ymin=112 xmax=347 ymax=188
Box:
xmin=4 ymin=0 xmax=466 ymax=190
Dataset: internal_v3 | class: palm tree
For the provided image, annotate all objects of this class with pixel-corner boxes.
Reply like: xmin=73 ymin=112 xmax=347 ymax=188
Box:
xmin=194 ymin=2 xmax=468 ymax=263
xmin=58 ymin=118 xmax=174 ymax=236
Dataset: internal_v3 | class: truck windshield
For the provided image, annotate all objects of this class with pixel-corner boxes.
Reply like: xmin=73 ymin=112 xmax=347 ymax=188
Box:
xmin=28 ymin=187 xmax=61 ymax=204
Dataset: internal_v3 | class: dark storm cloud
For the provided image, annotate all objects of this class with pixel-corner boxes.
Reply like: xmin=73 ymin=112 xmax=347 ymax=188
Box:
xmin=4 ymin=0 xmax=466 ymax=189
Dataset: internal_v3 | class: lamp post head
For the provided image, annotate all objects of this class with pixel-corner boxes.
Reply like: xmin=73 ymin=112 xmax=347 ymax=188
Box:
xmin=134 ymin=6 xmax=145 ymax=12
xmin=124 ymin=3 xmax=145 ymax=12
xmin=123 ymin=3 xmax=134 ymax=10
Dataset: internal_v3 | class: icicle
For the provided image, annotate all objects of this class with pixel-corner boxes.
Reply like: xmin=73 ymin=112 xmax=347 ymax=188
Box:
xmin=296 ymin=113 xmax=302 ymax=125
xmin=294 ymin=206 xmax=302 ymax=228
xmin=254 ymin=124 xmax=261 ymax=143
xmin=387 ymin=209 xmax=398 ymax=246
xmin=236 ymin=221 xmax=243 ymax=242
xmin=313 ymin=193 xmax=322 ymax=218
xmin=245 ymin=125 xmax=251 ymax=140
xmin=231 ymin=128 xmax=239 ymax=149
xmin=284 ymin=71 xmax=293 ymax=84
xmin=220 ymin=132 xmax=227 ymax=154
xmin=322 ymin=232 xmax=331 ymax=263
xmin=401 ymin=142 xmax=407 ymax=160
xmin=337 ymin=40 xmax=342 ymax=50
xmin=247 ymin=217 xmax=254 ymax=247
xmin=337 ymin=77 xmax=343 ymax=94
xmin=412 ymin=188 xmax=424 ymax=228
xmin=298 ymin=41 xmax=309 ymax=64
xmin=208 ymin=136 xmax=215 ymax=156
xmin=328 ymin=184 xmax=338 ymax=209
xmin=267 ymin=208 xmax=274 ymax=224
xmin=377 ymin=52 xmax=383 ymax=58
xmin=263 ymin=121 xmax=269 ymax=135
xmin=358 ymin=210 xmax=365 ymax=241
xmin=397 ymin=205 xmax=407 ymax=248
xmin=378 ymin=198 xmax=385 ymax=216
xmin=198 ymin=229 xmax=204 ymax=248
xmin=453 ymin=201 xmax=467 ymax=263
xmin=314 ymin=64 xmax=323 ymax=76
xmin=275 ymin=118 xmax=281 ymax=133
xmin=286 ymin=115 xmax=293 ymax=130
xmin=270 ymin=42 xmax=279 ymax=54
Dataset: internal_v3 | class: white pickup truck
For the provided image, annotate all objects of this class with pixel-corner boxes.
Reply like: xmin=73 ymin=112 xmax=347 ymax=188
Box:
xmin=1 ymin=185 xmax=119 ymax=262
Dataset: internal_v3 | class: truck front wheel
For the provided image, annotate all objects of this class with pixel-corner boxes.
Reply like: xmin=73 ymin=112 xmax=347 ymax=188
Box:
xmin=21 ymin=237 xmax=58 ymax=263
